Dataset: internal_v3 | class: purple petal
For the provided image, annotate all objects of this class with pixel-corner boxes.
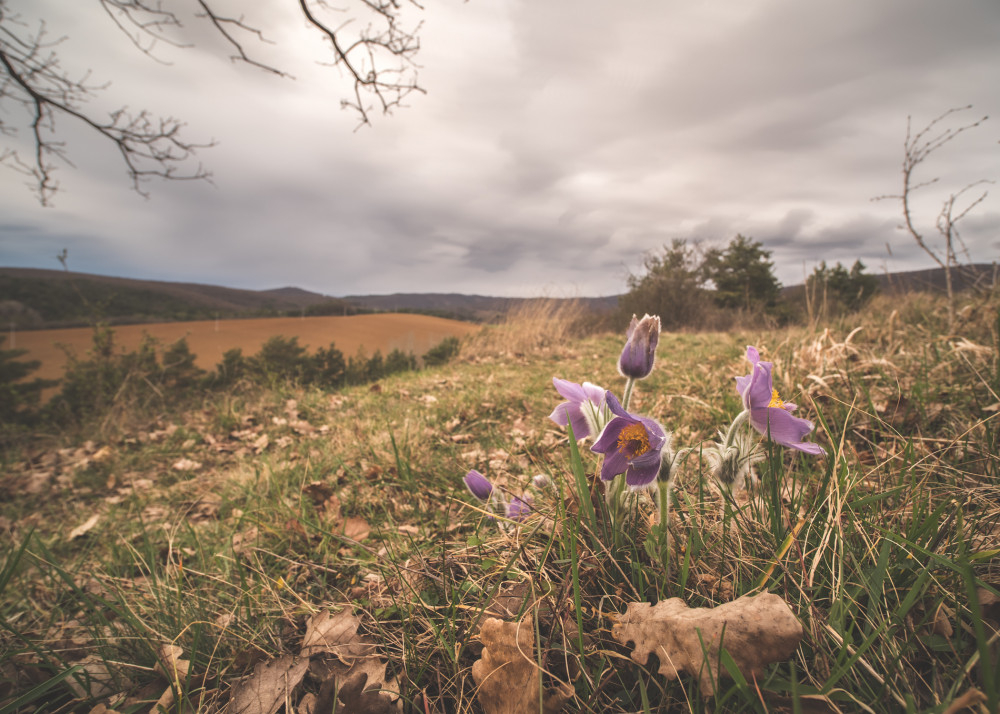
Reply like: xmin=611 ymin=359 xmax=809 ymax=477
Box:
xmin=549 ymin=379 xmax=607 ymax=439
xmin=746 ymin=345 xmax=760 ymax=364
xmin=744 ymin=360 xmax=775 ymax=410
xmin=599 ymin=446 xmax=631 ymax=481
xmin=604 ymin=391 xmax=629 ymax=419
xmin=592 ymin=415 xmax=627 ymax=454
xmin=549 ymin=402 xmax=591 ymax=439
xmin=639 ymin=415 xmax=667 ymax=447
xmin=749 ymin=407 xmax=826 ymax=454
xmin=624 ymin=456 xmax=661 ymax=488
xmin=793 ymin=441 xmax=827 ymax=455
xmin=552 ymin=377 xmax=587 ymax=403
xmin=581 ymin=381 xmax=606 ymax=405
xmin=507 ymin=496 xmax=532 ymax=521
xmin=592 ymin=411 xmax=667 ymax=484
xmin=618 ymin=314 xmax=660 ymax=379
xmin=463 ymin=470 xmax=493 ymax=502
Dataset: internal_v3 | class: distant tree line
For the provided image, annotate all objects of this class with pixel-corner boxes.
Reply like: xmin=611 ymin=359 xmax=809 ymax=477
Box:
xmin=0 ymin=330 xmax=463 ymax=442
xmin=618 ymin=235 xmax=881 ymax=330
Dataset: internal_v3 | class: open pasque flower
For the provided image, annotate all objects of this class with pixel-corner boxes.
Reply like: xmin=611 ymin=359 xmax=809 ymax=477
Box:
xmin=591 ymin=392 xmax=669 ymax=489
xmin=736 ymin=346 xmax=826 ymax=455
xmin=618 ymin=314 xmax=661 ymax=379
xmin=549 ymin=378 xmax=609 ymax=439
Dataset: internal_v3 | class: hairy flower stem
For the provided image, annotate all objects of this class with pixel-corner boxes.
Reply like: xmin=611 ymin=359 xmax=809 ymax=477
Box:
xmin=654 ymin=477 xmax=673 ymax=591
xmin=724 ymin=409 xmax=751 ymax=449
xmin=621 ymin=377 xmax=636 ymax=411
xmin=606 ymin=473 xmax=626 ymax=532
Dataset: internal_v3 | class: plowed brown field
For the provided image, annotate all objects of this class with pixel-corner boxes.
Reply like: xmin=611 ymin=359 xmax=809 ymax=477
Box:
xmin=11 ymin=313 xmax=479 ymax=384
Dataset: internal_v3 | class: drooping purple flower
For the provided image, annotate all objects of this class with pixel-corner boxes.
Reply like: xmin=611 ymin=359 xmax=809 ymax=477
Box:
xmin=590 ymin=392 xmax=668 ymax=489
xmin=736 ymin=346 xmax=826 ymax=455
xmin=506 ymin=495 xmax=532 ymax=522
xmin=618 ymin=314 xmax=661 ymax=380
xmin=549 ymin=378 xmax=609 ymax=439
xmin=463 ymin=469 xmax=493 ymax=502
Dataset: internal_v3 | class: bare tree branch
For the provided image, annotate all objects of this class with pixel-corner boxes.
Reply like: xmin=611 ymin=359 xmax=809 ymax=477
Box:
xmin=873 ymin=106 xmax=991 ymax=328
xmin=0 ymin=0 xmax=425 ymax=204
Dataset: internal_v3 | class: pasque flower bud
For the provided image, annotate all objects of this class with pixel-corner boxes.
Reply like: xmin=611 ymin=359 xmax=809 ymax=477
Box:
xmin=618 ymin=314 xmax=661 ymax=380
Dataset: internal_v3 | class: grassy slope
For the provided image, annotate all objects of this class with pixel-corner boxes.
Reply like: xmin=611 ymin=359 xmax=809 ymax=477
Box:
xmin=1 ymin=292 xmax=998 ymax=712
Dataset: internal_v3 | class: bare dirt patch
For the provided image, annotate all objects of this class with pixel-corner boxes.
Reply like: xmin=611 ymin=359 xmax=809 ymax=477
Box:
xmin=12 ymin=313 xmax=479 ymax=383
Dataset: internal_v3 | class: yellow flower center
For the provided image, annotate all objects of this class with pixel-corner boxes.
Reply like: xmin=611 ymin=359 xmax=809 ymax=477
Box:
xmin=617 ymin=422 xmax=650 ymax=457
xmin=768 ymin=389 xmax=785 ymax=409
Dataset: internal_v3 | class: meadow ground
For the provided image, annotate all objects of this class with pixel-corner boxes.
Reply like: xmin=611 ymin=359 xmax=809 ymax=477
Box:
xmin=1 ymin=292 xmax=998 ymax=713
xmin=9 ymin=313 xmax=480 ymax=386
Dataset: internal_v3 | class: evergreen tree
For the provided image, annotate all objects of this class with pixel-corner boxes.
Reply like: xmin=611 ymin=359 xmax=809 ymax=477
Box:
xmin=0 ymin=336 xmax=58 ymax=425
xmin=703 ymin=235 xmax=781 ymax=311
xmin=618 ymin=239 xmax=710 ymax=330
xmin=807 ymin=259 xmax=879 ymax=316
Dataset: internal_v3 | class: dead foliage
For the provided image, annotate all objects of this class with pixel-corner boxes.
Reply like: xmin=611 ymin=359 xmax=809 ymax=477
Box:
xmin=612 ymin=593 xmax=804 ymax=695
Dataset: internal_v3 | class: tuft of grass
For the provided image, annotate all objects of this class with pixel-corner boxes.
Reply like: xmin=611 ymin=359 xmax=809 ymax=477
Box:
xmin=463 ymin=297 xmax=595 ymax=358
xmin=1 ymin=290 xmax=998 ymax=712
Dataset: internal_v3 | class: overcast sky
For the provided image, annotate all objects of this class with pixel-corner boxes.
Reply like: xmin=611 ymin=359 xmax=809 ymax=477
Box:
xmin=1 ymin=0 xmax=998 ymax=298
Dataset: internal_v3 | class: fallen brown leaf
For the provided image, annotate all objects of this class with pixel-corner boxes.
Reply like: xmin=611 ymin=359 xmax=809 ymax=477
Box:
xmin=303 ymin=481 xmax=336 ymax=505
xmin=333 ymin=671 xmax=396 ymax=714
xmin=64 ymin=655 xmax=117 ymax=698
xmin=943 ymin=688 xmax=987 ymax=714
xmin=154 ymin=643 xmax=190 ymax=681
xmin=300 ymin=609 xmax=397 ymax=706
xmin=68 ymin=514 xmax=100 ymax=541
xmin=342 ymin=517 xmax=371 ymax=542
xmin=471 ymin=618 xmax=571 ymax=714
xmin=229 ymin=655 xmax=309 ymax=714
xmin=301 ymin=609 xmax=377 ymax=662
xmin=932 ymin=603 xmax=954 ymax=638
xmin=612 ymin=592 xmax=804 ymax=695
xmin=172 ymin=457 xmax=202 ymax=472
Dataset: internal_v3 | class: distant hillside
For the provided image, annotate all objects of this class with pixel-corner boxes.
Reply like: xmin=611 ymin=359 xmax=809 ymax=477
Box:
xmin=342 ymin=293 xmax=619 ymax=322
xmin=2 ymin=262 xmax=992 ymax=330
xmin=0 ymin=268 xmax=353 ymax=329
xmin=781 ymin=263 xmax=997 ymax=301
xmin=871 ymin=263 xmax=997 ymax=294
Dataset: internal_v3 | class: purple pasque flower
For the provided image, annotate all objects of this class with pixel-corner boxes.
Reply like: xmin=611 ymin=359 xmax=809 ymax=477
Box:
xmin=591 ymin=392 xmax=668 ymax=489
xmin=549 ymin=378 xmax=608 ymax=439
xmin=463 ymin=469 xmax=494 ymax=502
xmin=506 ymin=495 xmax=532 ymax=522
xmin=618 ymin=314 xmax=661 ymax=380
xmin=736 ymin=346 xmax=826 ymax=455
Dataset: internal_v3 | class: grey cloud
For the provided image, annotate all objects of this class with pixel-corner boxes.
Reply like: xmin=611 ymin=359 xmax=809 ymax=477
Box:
xmin=1 ymin=0 xmax=998 ymax=298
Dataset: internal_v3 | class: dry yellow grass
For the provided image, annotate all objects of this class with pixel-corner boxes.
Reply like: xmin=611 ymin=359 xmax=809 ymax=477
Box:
xmin=462 ymin=297 xmax=594 ymax=356
xmin=12 ymin=313 xmax=479 ymax=383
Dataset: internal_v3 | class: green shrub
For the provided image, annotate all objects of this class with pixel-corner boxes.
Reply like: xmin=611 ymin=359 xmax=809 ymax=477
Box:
xmin=385 ymin=348 xmax=417 ymax=375
xmin=311 ymin=343 xmax=347 ymax=388
xmin=249 ymin=336 xmax=311 ymax=383
xmin=0 ymin=336 xmax=57 ymax=429
xmin=422 ymin=336 xmax=460 ymax=366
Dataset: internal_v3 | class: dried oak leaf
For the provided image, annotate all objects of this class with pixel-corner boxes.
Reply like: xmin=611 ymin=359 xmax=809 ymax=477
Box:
xmin=612 ymin=593 xmax=803 ymax=695
xmin=154 ymin=643 xmax=191 ymax=681
xmin=301 ymin=609 xmax=377 ymax=662
xmin=229 ymin=655 xmax=309 ymax=714
xmin=471 ymin=618 xmax=572 ymax=714
xmin=333 ymin=671 xmax=397 ymax=714
xmin=300 ymin=610 xmax=397 ymax=707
